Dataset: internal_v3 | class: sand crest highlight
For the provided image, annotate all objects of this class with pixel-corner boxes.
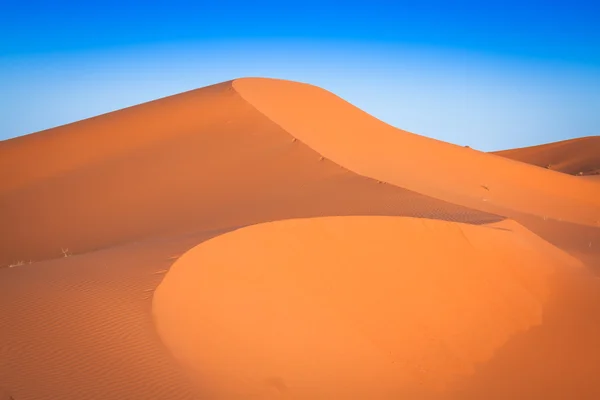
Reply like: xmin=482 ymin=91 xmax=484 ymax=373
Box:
xmin=233 ymin=78 xmax=600 ymax=226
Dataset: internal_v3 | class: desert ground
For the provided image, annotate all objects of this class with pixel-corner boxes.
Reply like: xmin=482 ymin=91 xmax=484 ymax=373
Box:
xmin=1 ymin=78 xmax=599 ymax=399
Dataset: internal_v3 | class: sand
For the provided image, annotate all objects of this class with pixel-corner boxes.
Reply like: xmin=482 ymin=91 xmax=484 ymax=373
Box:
xmin=233 ymin=79 xmax=600 ymax=227
xmin=493 ymin=136 xmax=600 ymax=176
xmin=154 ymin=216 xmax=598 ymax=399
xmin=1 ymin=77 xmax=599 ymax=399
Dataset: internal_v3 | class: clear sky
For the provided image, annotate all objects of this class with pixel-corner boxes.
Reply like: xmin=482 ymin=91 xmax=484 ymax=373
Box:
xmin=1 ymin=0 xmax=599 ymax=150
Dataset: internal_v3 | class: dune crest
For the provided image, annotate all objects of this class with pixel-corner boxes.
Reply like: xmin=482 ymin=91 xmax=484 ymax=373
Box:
xmin=0 ymin=79 xmax=509 ymax=400
xmin=0 ymin=80 xmax=503 ymax=267
xmin=153 ymin=216 xmax=584 ymax=399
xmin=493 ymin=136 xmax=600 ymax=176
xmin=2 ymin=76 xmax=599 ymax=399
xmin=233 ymin=78 xmax=600 ymax=226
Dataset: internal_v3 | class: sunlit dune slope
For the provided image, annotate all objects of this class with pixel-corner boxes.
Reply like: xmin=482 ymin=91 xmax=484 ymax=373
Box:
xmin=493 ymin=136 xmax=600 ymax=176
xmin=234 ymin=78 xmax=600 ymax=226
xmin=0 ymin=81 xmax=500 ymax=267
xmin=154 ymin=216 xmax=600 ymax=399
xmin=2 ymin=76 xmax=600 ymax=400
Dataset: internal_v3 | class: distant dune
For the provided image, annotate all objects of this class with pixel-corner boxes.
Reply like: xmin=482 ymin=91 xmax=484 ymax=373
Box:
xmin=1 ymin=78 xmax=599 ymax=399
xmin=493 ymin=136 xmax=600 ymax=176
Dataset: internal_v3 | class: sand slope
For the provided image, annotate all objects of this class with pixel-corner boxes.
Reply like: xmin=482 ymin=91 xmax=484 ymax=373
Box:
xmin=0 ymin=81 xmax=499 ymax=268
xmin=0 ymin=79 xmax=502 ymax=400
xmin=0 ymin=238 xmax=199 ymax=400
xmin=493 ymin=136 xmax=600 ymax=176
xmin=233 ymin=77 xmax=600 ymax=272
xmin=154 ymin=216 xmax=600 ymax=399
xmin=233 ymin=78 xmax=600 ymax=227
xmin=1 ymin=77 xmax=599 ymax=399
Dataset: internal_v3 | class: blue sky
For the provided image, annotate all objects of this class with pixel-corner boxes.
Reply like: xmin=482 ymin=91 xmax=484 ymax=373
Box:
xmin=1 ymin=0 xmax=599 ymax=150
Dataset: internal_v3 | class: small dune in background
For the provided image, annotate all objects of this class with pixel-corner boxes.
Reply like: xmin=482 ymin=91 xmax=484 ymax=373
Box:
xmin=493 ymin=136 xmax=600 ymax=176
xmin=1 ymin=78 xmax=599 ymax=399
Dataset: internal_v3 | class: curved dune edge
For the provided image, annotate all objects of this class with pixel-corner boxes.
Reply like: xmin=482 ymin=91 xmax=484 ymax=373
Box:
xmin=153 ymin=216 xmax=583 ymax=399
xmin=493 ymin=136 xmax=600 ymax=176
xmin=232 ymin=78 xmax=600 ymax=227
xmin=0 ymin=80 xmax=504 ymax=267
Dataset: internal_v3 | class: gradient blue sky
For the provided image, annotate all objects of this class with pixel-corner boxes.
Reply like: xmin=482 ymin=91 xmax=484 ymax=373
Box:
xmin=1 ymin=0 xmax=599 ymax=150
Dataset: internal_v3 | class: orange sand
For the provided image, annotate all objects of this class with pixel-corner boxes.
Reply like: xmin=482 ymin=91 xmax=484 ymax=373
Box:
xmin=1 ymin=78 xmax=599 ymax=399
xmin=154 ymin=216 xmax=596 ymax=399
xmin=233 ymin=79 xmax=600 ymax=227
xmin=493 ymin=136 xmax=600 ymax=176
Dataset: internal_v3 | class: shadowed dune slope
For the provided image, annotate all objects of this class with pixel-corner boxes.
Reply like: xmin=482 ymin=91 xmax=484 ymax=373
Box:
xmin=0 ymin=81 xmax=500 ymax=267
xmin=0 ymin=238 xmax=201 ymax=400
xmin=493 ymin=136 xmax=600 ymax=176
xmin=233 ymin=78 xmax=600 ymax=227
xmin=154 ymin=216 xmax=600 ymax=400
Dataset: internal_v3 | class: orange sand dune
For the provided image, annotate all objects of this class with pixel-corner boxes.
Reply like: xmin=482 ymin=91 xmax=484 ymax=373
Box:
xmin=0 ymin=79 xmax=502 ymax=400
xmin=493 ymin=136 xmax=600 ymax=176
xmin=0 ymin=80 xmax=499 ymax=268
xmin=154 ymin=216 xmax=600 ymax=399
xmin=1 ymin=77 xmax=599 ymax=399
xmin=234 ymin=78 xmax=600 ymax=227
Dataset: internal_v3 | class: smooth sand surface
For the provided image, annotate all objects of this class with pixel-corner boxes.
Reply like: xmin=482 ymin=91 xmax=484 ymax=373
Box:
xmin=2 ymin=77 xmax=599 ymax=399
xmin=583 ymin=175 xmax=600 ymax=182
xmin=233 ymin=78 xmax=600 ymax=227
xmin=0 ymin=81 xmax=499 ymax=267
xmin=493 ymin=136 xmax=600 ymax=176
xmin=154 ymin=216 xmax=600 ymax=399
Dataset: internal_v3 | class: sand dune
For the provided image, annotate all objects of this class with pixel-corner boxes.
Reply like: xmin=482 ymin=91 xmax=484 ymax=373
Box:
xmin=0 ymin=79 xmax=500 ymax=400
xmin=154 ymin=216 xmax=600 ymax=399
xmin=1 ymin=77 xmax=599 ymax=399
xmin=234 ymin=79 xmax=600 ymax=226
xmin=0 ymin=80 xmax=499 ymax=267
xmin=493 ymin=136 xmax=600 ymax=176
xmin=233 ymin=77 xmax=600 ymax=273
